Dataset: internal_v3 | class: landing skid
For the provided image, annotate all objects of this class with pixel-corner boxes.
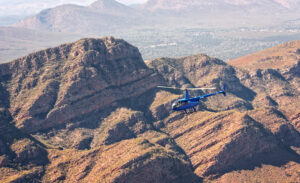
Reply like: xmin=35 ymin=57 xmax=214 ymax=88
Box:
xmin=184 ymin=107 xmax=197 ymax=114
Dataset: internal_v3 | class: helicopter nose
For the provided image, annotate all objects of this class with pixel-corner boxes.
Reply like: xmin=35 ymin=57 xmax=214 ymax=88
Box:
xmin=172 ymin=103 xmax=176 ymax=110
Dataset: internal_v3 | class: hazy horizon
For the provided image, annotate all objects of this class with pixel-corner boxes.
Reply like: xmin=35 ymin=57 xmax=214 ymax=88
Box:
xmin=0 ymin=0 xmax=147 ymax=17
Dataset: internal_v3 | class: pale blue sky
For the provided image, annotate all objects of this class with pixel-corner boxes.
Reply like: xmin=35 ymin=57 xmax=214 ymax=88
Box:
xmin=0 ymin=0 xmax=148 ymax=16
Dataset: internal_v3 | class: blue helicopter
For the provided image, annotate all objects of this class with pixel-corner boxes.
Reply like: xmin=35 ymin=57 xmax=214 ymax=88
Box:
xmin=157 ymin=85 xmax=226 ymax=113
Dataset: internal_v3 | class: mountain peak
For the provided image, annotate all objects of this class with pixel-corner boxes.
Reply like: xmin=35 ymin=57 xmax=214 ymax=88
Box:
xmin=89 ymin=0 xmax=128 ymax=9
xmin=2 ymin=37 xmax=159 ymax=133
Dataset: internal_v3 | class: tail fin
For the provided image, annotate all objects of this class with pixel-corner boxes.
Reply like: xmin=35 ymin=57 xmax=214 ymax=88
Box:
xmin=222 ymin=84 xmax=226 ymax=96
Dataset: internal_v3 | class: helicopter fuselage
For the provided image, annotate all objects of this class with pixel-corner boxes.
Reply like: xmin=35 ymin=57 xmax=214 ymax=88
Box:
xmin=172 ymin=99 xmax=198 ymax=111
xmin=171 ymin=88 xmax=226 ymax=112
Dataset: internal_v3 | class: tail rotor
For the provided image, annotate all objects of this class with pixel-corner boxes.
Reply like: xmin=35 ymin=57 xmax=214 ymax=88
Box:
xmin=222 ymin=84 xmax=226 ymax=96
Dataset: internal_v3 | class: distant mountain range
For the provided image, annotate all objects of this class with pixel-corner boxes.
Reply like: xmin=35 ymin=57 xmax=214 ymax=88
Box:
xmin=13 ymin=0 xmax=149 ymax=34
xmin=13 ymin=0 xmax=300 ymax=34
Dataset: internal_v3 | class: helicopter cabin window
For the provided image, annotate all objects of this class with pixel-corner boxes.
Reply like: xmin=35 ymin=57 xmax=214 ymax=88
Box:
xmin=178 ymin=101 xmax=188 ymax=107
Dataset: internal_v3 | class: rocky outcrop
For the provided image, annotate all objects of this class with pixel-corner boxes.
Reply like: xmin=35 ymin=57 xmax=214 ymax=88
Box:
xmin=10 ymin=138 xmax=47 ymax=165
xmin=0 ymin=113 xmax=48 ymax=168
xmin=92 ymin=108 xmax=152 ymax=147
xmin=161 ymin=111 xmax=284 ymax=178
xmin=291 ymin=112 xmax=300 ymax=131
xmin=248 ymin=107 xmax=300 ymax=147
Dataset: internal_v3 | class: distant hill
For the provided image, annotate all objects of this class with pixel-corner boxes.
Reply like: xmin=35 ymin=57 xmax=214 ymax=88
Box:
xmin=0 ymin=38 xmax=299 ymax=182
xmin=13 ymin=0 xmax=147 ymax=34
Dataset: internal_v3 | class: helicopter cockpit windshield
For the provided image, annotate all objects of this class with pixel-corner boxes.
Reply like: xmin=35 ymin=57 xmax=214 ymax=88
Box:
xmin=172 ymin=100 xmax=188 ymax=109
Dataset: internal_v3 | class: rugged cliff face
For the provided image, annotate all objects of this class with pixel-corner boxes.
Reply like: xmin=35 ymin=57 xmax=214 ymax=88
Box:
xmin=2 ymin=37 xmax=161 ymax=133
xmin=0 ymin=38 xmax=299 ymax=182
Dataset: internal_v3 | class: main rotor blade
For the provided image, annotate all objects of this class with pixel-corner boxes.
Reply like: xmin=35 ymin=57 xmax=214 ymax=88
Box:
xmin=185 ymin=87 xmax=216 ymax=90
xmin=157 ymin=86 xmax=181 ymax=89
xmin=157 ymin=86 xmax=216 ymax=90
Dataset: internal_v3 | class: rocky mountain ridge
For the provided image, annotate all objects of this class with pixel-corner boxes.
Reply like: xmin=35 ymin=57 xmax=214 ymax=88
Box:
xmin=0 ymin=37 xmax=299 ymax=182
xmin=2 ymin=37 xmax=161 ymax=133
